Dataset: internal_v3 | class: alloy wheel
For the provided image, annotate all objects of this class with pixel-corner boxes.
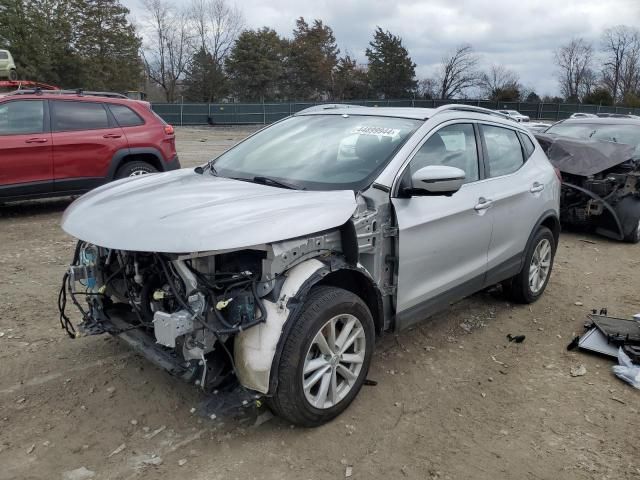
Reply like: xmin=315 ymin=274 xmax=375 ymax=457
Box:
xmin=529 ymin=238 xmax=552 ymax=294
xmin=302 ymin=314 xmax=366 ymax=409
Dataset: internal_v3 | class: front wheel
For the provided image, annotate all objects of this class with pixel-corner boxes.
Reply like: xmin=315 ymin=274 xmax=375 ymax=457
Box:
xmin=504 ymin=226 xmax=555 ymax=303
xmin=269 ymin=286 xmax=375 ymax=427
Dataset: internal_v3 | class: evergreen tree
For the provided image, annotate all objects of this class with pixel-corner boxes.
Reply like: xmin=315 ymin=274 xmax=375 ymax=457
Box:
xmin=0 ymin=0 xmax=141 ymax=90
xmin=75 ymin=0 xmax=142 ymax=91
xmin=225 ymin=28 xmax=286 ymax=101
xmin=366 ymin=27 xmax=416 ymax=98
xmin=286 ymin=17 xmax=339 ymax=100
xmin=183 ymin=47 xmax=227 ymax=102
xmin=333 ymin=56 xmax=369 ymax=100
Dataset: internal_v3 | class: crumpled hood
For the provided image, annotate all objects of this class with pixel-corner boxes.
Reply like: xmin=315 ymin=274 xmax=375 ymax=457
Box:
xmin=61 ymin=169 xmax=357 ymax=253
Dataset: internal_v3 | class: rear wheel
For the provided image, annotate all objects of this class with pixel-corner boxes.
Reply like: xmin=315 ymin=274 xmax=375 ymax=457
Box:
xmin=269 ymin=286 xmax=375 ymax=427
xmin=115 ymin=161 xmax=157 ymax=179
xmin=504 ymin=226 xmax=555 ymax=303
xmin=9 ymin=69 xmax=17 ymax=80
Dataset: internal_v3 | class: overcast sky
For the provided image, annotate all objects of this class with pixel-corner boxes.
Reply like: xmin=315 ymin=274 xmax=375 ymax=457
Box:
xmin=123 ymin=0 xmax=640 ymax=97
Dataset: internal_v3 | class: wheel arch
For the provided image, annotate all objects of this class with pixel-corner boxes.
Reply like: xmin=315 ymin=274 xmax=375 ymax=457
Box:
xmin=233 ymin=256 xmax=383 ymax=396
xmin=107 ymin=147 xmax=164 ymax=179
xmin=519 ymin=209 xmax=560 ymax=271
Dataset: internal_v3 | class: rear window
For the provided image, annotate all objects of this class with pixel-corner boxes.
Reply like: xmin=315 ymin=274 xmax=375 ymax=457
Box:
xmin=52 ymin=101 xmax=110 ymax=131
xmin=108 ymin=104 xmax=144 ymax=127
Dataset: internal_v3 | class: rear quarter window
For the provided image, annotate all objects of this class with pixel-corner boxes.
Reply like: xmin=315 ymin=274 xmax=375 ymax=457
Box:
xmin=0 ymin=52 xmax=8 ymax=60
xmin=521 ymin=134 xmax=536 ymax=158
xmin=108 ymin=104 xmax=145 ymax=127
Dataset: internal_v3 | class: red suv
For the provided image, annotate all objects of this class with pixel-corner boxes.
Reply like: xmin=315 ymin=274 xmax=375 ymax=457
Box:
xmin=0 ymin=91 xmax=180 ymax=201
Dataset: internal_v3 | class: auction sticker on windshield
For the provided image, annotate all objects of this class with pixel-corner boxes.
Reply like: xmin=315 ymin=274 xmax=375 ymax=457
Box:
xmin=352 ymin=126 xmax=400 ymax=137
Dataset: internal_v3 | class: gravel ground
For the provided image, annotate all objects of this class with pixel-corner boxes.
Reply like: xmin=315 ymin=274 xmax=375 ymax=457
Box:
xmin=0 ymin=126 xmax=639 ymax=480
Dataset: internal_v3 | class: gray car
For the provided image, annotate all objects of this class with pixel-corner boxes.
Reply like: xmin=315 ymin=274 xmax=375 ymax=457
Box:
xmin=60 ymin=105 xmax=560 ymax=426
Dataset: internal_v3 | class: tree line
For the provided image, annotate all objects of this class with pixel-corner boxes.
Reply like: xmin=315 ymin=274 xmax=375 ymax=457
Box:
xmin=1 ymin=0 xmax=639 ymax=107
xmin=0 ymin=0 xmax=142 ymax=91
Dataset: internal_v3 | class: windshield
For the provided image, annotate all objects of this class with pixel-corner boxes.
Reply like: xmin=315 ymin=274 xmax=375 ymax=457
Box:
xmin=212 ymin=114 xmax=422 ymax=191
xmin=546 ymin=122 xmax=640 ymax=158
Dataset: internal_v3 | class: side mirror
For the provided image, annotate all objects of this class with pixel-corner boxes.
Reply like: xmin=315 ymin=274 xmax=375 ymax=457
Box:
xmin=409 ymin=165 xmax=465 ymax=196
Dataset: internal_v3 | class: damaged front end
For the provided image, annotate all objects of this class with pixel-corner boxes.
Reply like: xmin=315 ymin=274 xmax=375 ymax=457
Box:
xmin=57 ymin=194 xmax=391 ymax=410
xmin=535 ymin=133 xmax=640 ymax=241
xmin=59 ymin=243 xmax=271 ymax=394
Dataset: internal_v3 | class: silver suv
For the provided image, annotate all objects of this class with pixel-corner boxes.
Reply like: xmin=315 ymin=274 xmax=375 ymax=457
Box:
xmin=60 ymin=105 xmax=560 ymax=426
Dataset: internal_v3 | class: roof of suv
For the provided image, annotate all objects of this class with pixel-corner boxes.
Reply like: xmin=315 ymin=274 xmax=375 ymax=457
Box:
xmin=298 ymin=106 xmax=436 ymax=120
xmin=297 ymin=105 xmax=529 ymax=131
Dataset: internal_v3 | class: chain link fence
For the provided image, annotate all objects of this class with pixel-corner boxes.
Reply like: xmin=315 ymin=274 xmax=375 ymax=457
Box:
xmin=151 ymin=99 xmax=640 ymax=126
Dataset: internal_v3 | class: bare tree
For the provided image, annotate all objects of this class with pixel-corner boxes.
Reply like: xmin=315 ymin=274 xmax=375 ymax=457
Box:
xmin=141 ymin=0 xmax=193 ymax=102
xmin=619 ymin=34 xmax=640 ymax=101
xmin=416 ymin=78 xmax=437 ymax=99
xmin=478 ymin=65 xmax=520 ymax=99
xmin=554 ymin=38 xmax=593 ymax=101
xmin=435 ymin=45 xmax=479 ymax=99
xmin=601 ymin=25 xmax=640 ymax=102
xmin=189 ymin=0 xmax=243 ymax=64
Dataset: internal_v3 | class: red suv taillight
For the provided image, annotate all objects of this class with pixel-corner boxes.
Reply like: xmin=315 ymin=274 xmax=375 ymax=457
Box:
xmin=164 ymin=125 xmax=174 ymax=135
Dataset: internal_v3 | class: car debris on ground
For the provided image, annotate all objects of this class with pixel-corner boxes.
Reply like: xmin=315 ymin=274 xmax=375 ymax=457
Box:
xmin=568 ymin=308 xmax=640 ymax=388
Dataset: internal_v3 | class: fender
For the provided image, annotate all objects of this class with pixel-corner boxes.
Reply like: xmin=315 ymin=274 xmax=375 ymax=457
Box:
xmin=233 ymin=257 xmax=383 ymax=394
xmin=233 ymin=259 xmax=327 ymax=393
xmin=106 ymin=147 xmax=166 ymax=179
xmin=518 ymin=208 xmax=561 ymax=271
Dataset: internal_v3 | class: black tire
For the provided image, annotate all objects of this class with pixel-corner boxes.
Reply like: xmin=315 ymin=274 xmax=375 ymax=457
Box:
xmin=9 ymin=69 xmax=17 ymax=81
xmin=615 ymin=197 xmax=640 ymax=243
xmin=115 ymin=161 xmax=157 ymax=179
xmin=505 ymin=226 xmax=556 ymax=304
xmin=268 ymin=286 xmax=375 ymax=427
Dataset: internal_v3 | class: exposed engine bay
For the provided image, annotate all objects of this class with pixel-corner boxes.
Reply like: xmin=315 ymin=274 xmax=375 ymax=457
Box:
xmin=59 ymin=243 xmax=270 ymax=393
xmin=535 ymin=133 xmax=640 ymax=241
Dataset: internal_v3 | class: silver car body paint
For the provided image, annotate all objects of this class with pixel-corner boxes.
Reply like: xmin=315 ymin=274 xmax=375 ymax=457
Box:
xmin=61 ymin=169 xmax=357 ymax=253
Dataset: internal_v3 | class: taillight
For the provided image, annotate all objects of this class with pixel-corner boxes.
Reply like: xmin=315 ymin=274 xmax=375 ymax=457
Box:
xmin=164 ymin=124 xmax=174 ymax=135
xmin=554 ymin=167 xmax=562 ymax=182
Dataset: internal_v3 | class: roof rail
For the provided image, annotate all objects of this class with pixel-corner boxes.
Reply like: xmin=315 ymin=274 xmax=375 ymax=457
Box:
xmin=297 ymin=103 xmax=367 ymax=114
xmin=433 ymin=104 xmax=511 ymax=120
xmin=8 ymin=89 xmax=128 ymax=99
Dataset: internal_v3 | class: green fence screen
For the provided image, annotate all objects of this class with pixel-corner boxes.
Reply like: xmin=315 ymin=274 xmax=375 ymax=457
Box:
xmin=151 ymin=99 xmax=640 ymax=126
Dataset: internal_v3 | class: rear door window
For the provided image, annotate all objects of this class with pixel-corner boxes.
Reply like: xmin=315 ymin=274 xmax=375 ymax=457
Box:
xmin=108 ymin=104 xmax=144 ymax=127
xmin=0 ymin=51 xmax=8 ymax=60
xmin=481 ymin=124 xmax=525 ymax=177
xmin=0 ymin=100 xmax=45 ymax=135
xmin=51 ymin=101 xmax=110 ymax=131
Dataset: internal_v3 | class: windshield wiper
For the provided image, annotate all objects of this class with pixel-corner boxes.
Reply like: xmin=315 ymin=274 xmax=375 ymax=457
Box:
xmin=251 ymin=176 xmax=304 ymax=190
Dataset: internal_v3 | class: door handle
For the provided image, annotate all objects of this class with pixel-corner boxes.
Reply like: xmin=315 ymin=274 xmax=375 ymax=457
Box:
xmin=530 ymin=182 xmax=545 ymax=193
xmin=103 ymin=133 xmax=122 ymax=139
xmin=474 ymin=197 xmax=493 ymax=211
xmin=25 ymin=138 xmax=48 ymax=144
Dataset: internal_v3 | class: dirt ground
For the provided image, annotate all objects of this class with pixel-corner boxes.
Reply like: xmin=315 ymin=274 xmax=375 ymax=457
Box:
xmin=1 ymin=126 xmax=639 ymax=480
